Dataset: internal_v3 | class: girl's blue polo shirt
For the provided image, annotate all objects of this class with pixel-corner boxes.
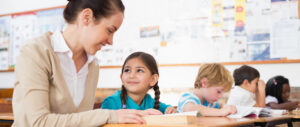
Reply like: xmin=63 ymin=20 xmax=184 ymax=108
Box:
xmin=101 ymin=90 xmax=171 ymax=114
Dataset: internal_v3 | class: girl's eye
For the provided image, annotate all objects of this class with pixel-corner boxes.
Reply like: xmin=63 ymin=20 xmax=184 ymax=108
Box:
xmin=137 ymin=69 xmax=144 ymax=72
xmin=124 ymin=69 xmax=130 ymax=72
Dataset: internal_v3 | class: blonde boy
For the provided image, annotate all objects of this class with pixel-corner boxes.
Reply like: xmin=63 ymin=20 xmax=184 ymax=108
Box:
xmin=227 ymin=65 xmax=266 ymax=107
xmin=177 ymin=63 xmax=237 ymax=116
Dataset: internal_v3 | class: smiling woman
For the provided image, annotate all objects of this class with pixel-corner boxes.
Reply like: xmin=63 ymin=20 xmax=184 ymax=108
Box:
xmin=11 ymin=0 xmax=161 ymax=126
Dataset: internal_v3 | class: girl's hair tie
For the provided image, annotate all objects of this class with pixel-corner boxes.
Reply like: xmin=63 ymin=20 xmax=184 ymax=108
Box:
xmin=273 ymin=79 xmax=277 ymax=85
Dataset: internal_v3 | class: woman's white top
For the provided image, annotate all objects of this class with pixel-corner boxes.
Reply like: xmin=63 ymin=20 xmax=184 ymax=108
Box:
xmin=50 ymin=31 xmax=95 ymax=107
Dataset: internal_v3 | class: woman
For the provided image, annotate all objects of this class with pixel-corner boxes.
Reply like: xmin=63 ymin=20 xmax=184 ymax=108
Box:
xmin=12 ymin=0 xmax=161 ymax=126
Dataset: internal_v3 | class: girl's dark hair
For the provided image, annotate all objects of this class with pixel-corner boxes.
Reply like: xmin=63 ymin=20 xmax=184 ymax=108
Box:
xmin=63 ymin=0 xmax=125 ymax=23
xmin=120 ymin=52 xmax=160 ymax=110
xmin=233 ymin=65 xmax=260 ymax=86
xmin=266 ymin=75 xmax=289 ymax=103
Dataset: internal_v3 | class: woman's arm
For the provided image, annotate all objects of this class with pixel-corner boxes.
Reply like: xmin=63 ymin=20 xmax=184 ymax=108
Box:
xmin=14 ymin=44 xmax=148 ymax=126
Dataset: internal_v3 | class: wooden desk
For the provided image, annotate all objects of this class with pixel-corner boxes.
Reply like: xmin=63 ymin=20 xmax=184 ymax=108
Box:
xmin=0 ymin=113 xmax=14 ymax=124
xmin=252 ymin=115 xmax=292 ymax=127
xmin=103 ymin=117 xmax=255 ymax=127
xmin=291 ymin=115 xmax=300 ymax=123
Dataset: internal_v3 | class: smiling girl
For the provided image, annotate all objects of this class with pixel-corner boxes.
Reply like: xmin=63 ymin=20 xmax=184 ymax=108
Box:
xmin=101 ymin=52 xmax=177 ymax=114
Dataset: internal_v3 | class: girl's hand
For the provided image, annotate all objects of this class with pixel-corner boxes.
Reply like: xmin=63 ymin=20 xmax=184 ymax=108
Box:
xmin=142 ymin=108 xmax=163 ymax=115
xmin=220 ymin=105 xmax=237 ymax=116
xmin=165 ymin=106 xmax=178 ymax=114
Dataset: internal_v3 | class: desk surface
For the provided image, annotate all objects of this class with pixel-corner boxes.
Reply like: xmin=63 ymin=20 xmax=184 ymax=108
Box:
xmin=0 ymin=113 xmax=13 ymax=121
xmin=293 ymin=115 xmax=300 ymax=119
xmin=103 ymin=117 xmax=255 ymax=127
xmin=253 ymin=115 xmax=292 ymax=122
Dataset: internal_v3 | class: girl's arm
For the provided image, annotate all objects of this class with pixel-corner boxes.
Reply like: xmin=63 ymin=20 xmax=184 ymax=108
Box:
xmin=183 ymin=103 xmax=236 ymax=116
xmin=268 ymin=101 xmax=299 ymax=110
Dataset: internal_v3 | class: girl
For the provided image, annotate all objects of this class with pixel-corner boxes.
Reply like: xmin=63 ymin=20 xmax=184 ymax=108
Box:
xmin=12 ymin=0 xmax=159 ymax=126
xmin=265 ymin=75 xmax=300 ymax=110
xmin=101 ymin=52 xmax=177 ymax=114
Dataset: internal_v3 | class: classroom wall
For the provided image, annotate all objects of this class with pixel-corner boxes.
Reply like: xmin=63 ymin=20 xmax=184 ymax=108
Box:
xmin=1 ymin=0 xmax=300 ymax=89
xmin=98 ymin=63 xmax=300 ymax=88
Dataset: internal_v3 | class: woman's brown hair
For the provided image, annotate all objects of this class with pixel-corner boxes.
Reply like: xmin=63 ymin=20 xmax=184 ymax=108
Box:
xmin=63 ymin=0 xmax=125 ymax=24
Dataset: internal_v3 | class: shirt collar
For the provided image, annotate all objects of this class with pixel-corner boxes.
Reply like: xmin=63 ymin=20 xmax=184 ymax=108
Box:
xmin=51 ymin=30 xmax=96 ymax=64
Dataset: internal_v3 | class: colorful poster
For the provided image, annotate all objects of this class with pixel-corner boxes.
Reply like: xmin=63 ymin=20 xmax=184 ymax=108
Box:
xmin=234 ymin=0 xmax=246 ymax=33
xmin=211 ymin=0 xmax=224 ymax=37
xmin=10 ymin=12 xmax=38 ymax=67
xmin=36 ymin=8 xmax=65 ymax=33
xmin=0 ymin=16 xmax=11 ymax=70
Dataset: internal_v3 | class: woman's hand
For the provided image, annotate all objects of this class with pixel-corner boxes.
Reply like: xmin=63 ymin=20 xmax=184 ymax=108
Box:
xmin=165 ymin=106 xmax=177 ymax=114
xmin=115 ymin=109 xmax=163 ymax=124
xmin=142 ymin=108 xmax=163 ymax=115
xmin=116 ymin=109 xmax=146 ymax=124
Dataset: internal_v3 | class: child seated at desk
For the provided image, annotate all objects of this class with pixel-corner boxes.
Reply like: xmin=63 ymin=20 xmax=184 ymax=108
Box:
xmin=227 ymin=65 xmax=266 ymax=108
xmin=101 ymin=52 xmax=177 ymax=114
xmin=265 ymin=75 xmax=300 ymax=110
xmin=177 ymin=63 xmax=237 ymax=116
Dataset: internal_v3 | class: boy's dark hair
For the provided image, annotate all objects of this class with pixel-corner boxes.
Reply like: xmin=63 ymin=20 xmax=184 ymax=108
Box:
xmin=266 ymin=75 xmax=289 ymax=103
xmin=120 ymin=52 xmax=160 ymax=110
xmin=63 ymin=0 xmax=125 ymax=24
xmin=233 ymin=65 xmax=260 ymax=86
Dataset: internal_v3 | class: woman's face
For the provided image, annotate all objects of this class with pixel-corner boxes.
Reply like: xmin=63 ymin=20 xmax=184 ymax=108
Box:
xmin=281 ymin=83 xmax=290 ymax=102
xmin=81 ymin=12 xmax=124 ymax=55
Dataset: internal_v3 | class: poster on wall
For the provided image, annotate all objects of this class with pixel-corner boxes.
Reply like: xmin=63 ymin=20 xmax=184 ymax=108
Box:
xmin=0 ymin=16 xmax=11 ymax=70
xmin=36 ymin=8 xmax=65 ymax=34
xmin=10 ymin=12 xmax=39 ymax=67
xmin=270 ymin=20 xmax=300 ymax=59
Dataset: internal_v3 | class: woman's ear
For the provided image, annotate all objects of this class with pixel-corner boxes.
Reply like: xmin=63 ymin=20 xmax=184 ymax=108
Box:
xmin=78 ymin=8 xmax=94 ymax=26
xmin=150 ymin=74 xmax=159 ymax=87
xmin=201 ymin=78 xmax=208 ymax=88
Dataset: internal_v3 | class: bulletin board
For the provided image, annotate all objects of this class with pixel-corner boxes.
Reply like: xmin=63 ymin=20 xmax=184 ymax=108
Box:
xmin=96 ymin=0 xmax=300 ymax=68
xmin=0 ymin=6 xmax=65 ymax=71
xmin=0 ymin=0 xmax=300 ymax=72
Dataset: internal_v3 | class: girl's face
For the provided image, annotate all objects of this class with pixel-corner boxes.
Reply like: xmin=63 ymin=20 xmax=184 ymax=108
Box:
xmin=81 ymin=12 xmax=124 ymax=55
xmin=204 ymin=86 xmax=225 ymax=103
xmin=281 ymin=83 xmax=290 ymax=102
xmin=121 ymin=58 xmax=158 ymax=95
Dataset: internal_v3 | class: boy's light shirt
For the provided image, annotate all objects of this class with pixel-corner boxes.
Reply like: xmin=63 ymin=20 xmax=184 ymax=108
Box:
xmin=227 ymin=86 xmax=256 ymax=107
xmin=177 ymin=92 xmax=220 ymax=113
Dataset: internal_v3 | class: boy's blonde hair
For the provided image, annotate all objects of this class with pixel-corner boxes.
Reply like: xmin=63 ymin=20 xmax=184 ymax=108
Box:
xmin=194 ymin=63 xmax=233 ymax=92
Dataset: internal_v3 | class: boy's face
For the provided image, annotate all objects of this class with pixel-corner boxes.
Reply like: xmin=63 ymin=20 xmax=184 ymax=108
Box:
xmin=247 ymin=77 xmax=259 ymax=93
xmin=281 ymin=83 xmax=290 ymax=102
xmin=204 ymin=86 xmax=225 ymax=103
